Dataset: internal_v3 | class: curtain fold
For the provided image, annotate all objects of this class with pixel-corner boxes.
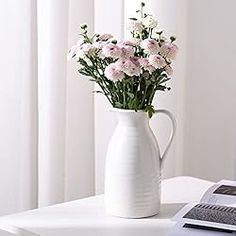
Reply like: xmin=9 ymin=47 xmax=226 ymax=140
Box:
xmin=37 ymin=0 xmax=95 ymax=207
xmin=65 ymin=0 xmax=95 ymax=201
xmin=0 ymin=0 xmax=38 ymax=215
xmin=37 ymin=0 xmax=69 ymax=207
xmin=0 ymin=0 xmax=95 ymax=215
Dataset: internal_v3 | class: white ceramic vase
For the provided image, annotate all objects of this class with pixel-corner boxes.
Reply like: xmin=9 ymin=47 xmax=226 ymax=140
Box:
xmin=104 ymin=108 xmax=176 ymax=218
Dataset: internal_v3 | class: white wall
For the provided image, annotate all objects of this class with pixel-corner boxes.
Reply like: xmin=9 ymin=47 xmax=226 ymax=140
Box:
xmin=183 ymin=0 xmax=236 ymax=181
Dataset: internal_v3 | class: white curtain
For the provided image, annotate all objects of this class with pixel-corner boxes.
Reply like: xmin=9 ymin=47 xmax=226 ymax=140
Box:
xmin=0 ymin=0 xmax=95 ymax=215
xmin=2 ymin=0 xmax=236 ymax=216
xmin=0 ymin=0 xmax=38 ymax=215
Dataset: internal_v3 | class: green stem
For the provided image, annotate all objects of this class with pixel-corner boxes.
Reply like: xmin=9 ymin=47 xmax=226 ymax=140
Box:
xmin=149 ymin=28 xmax=153 ymax=38
xmin=133 ymin=78 xmax=141 ymax=110
xmin=123 ymin=81 xmax=126 ymax=108
xmin=140 ymin=2 xmax=144 ymax=18
xmin=140 ymin=78 xmax=149 ymax=109
xmin=147 ymin=85 xmax=156 ymax=106
xmin=87 ymin=64 xmax=114 ymax=105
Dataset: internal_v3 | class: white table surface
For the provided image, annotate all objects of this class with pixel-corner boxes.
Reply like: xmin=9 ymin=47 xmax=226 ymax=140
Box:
xmin=0 ymin=176 xmax=213 ymax=236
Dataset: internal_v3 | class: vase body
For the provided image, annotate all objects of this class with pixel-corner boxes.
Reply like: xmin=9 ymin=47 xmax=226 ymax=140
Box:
xmin=104 ymin=108 xmax=175 ymax=218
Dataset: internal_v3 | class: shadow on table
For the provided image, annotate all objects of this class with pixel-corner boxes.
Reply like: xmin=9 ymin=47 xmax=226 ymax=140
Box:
xmin=0 ymin=222 xmax=39 ymax=236
xmin=148 ymin=203 xmax=186 ymax=219
xmin=32 ymin=227 xmax=172 ymax=236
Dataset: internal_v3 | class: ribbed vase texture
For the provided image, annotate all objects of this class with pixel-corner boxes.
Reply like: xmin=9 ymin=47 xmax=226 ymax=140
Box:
xmin=105 ymin=109 xmax=161 ymax=218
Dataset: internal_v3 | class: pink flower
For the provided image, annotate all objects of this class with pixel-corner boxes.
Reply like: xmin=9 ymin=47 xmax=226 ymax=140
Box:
xmin=165 ymin=65 xmax=173 ymax=76
xmin=130 ymin=56 xmax=140 ymax=67
xmin=139 ymin=58 xmax=155 ymax=74
xmin=139 ymin=58 xmax=149 ymax=67
xmin=160 ymin=42 xmax=178 ymax=60
xmin=119 ymin=38 xmax=141 ymax=47
xmin=140 ymin=39 xmax=159 ymax=54
xmin=102 ymin=43 xmax=122 ymax=59
xmin=116 ymin=59 xmax=141 ymax=77
xmin=116 ymin=59 xmax=127 ymax=71
xmin=104 ymin=63 xmax=124 ymax=81
xmin=98 ymin=34 xmax=113 ymax=41
xmin=125 ymin=63 xmax=141 ymax=76
xmin=119 ymin=46 xmax=134 ymax=59
xmin=117 ymin=41 xmax=135 ymax=58
xmin=148 ymin=54 xmax=166 ymax=69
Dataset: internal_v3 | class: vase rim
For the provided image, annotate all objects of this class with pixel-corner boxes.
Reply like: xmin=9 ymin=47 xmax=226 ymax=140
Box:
xmin=109 ymin=107 xmax=146 ymax=113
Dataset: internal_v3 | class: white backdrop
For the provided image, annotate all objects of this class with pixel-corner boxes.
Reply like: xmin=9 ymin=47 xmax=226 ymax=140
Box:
xmin=1 ymin=0 xmax=236 ymax=216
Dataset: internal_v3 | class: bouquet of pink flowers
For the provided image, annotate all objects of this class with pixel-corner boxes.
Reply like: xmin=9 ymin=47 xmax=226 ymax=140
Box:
xmin=68 ymin=2 xmax=178 ymax=117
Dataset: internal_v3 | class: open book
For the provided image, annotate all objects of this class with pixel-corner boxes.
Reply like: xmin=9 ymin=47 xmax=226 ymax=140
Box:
xmin=172 ymin=180 xmax=236 ymax=235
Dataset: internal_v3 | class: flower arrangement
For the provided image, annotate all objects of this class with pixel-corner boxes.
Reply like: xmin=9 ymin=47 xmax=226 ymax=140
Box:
xmin=68 ymin=2 xmax=178 ymax=117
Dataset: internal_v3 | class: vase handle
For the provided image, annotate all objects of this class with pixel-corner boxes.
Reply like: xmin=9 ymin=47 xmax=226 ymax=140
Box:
xmin=154 ymin=109 xmax=176 ymax=168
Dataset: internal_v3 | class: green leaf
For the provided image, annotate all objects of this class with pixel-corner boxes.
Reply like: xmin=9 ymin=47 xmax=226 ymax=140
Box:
xmin=156 ymin=85 xmax=170 ymax=91
xmin=127 ymin=92 xmax=134 ymax=99
xmin=92 ymin=90 xmax=103 ymax=94
xmin=170 ymin=36 xmax=176 ymax=42
xmin=145 ymin=105 xmax=155 ymax=119
xmin=128 ymin=100 xmax=133 ymax=109
xmin=78 ymin=58 xmax=88 ymax=66
xmin=115 ymin=102 xmax=123 ymax=108
xmin=78 ymin=70 xmax=90 ymax=76
xmin=145 ymin=80 xmax=152 ymax=86
xmin=160 ymin=77 xmax=171 ymax=84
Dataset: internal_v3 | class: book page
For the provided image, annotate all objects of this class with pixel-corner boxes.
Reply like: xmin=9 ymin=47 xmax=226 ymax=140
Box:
xmin=200 ymin=180 xmax=236 ymax=207
xmin=172 ymin=202 xmax=236 ymax=232
xmin=172 ymin=203 xmax=197 ymax=222
xmin=172 ymin=180 xmax=236 ymax=232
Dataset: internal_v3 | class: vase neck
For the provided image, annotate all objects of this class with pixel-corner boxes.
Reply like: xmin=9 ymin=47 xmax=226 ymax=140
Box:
xmin=114 ymin=110 xmax=149 ymax=127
